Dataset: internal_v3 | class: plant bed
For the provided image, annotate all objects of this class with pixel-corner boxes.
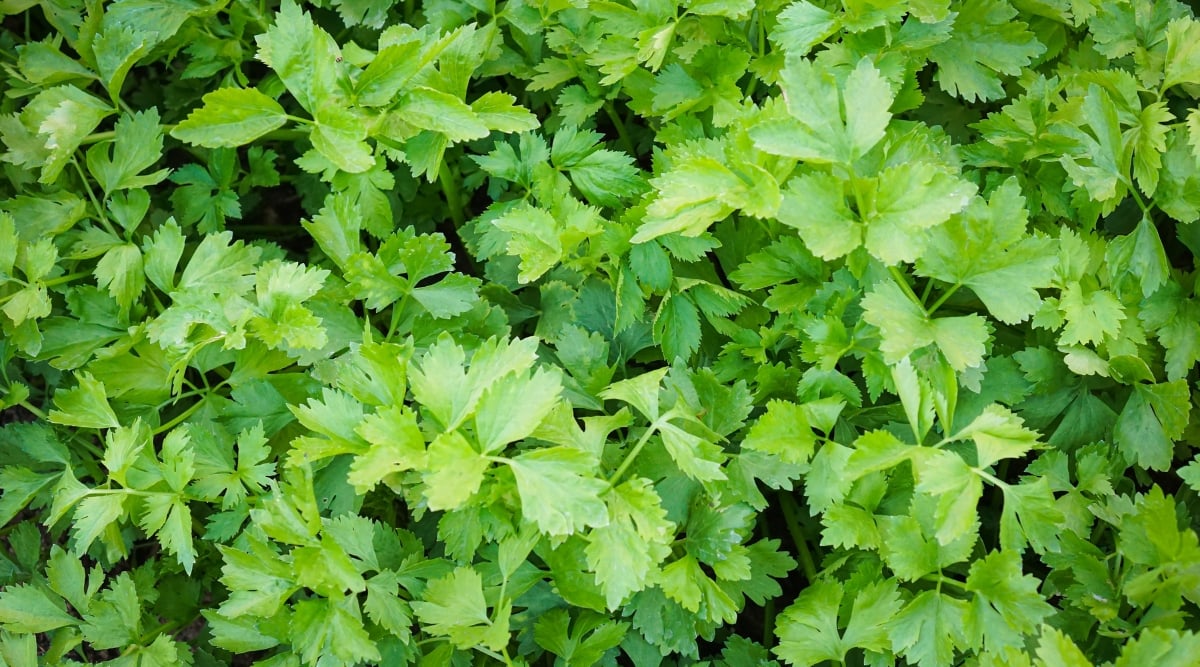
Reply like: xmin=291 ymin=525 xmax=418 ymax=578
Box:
xmin=2 ymin=0 xmax=1200 ymax=665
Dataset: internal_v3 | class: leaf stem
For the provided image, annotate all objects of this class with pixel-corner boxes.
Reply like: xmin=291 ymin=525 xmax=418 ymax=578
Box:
xmin=778 ymin=492 xmax=818 ymax=583
xmin=43 ymin=271 xmax=94 ymax=288
xmin=887 ymin=266 xmax=923 ymax=307
xmin=153 ymin=395 xmax=209 ymax=435
xmin=603 ymin=101 xmax=637 ymax=157
xmin=15 ymin=399 xmax=46 ymax=421
xmin=70 ymin=155 xmax=118 ymax=237
xmin=438 ymin=160 xmax=466 ymax=227
xmin=921 ymin=572 xmax=967 ymax=591
xmin=605 ymin=419 xmax=662 ymax=488
xmin=926 ymin=282 xmax=962 ymax=315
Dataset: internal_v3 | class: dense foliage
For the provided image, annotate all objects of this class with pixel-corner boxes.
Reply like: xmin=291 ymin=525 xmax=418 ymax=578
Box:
xmin=3 ymin=0 xmax=1200 ymax=664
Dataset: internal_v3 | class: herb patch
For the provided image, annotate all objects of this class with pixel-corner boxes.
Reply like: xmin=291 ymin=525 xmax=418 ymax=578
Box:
xmin=2 ymin=0 xmax=1200 ymax=665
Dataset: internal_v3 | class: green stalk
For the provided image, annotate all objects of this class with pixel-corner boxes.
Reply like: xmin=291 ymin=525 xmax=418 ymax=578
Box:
xmin=70 ymin=155 xmax=118 ymax=237
xmin=605 ymin=420 xmax=662 ymax=488
xmin=778 ymin=492 xmax=818 ymax=582
xmin=887 ymin=266 xmax=923 ymax=308
xmin=926 ymin=282 xmax=963 ymax=315
xmin=153 ymin=395 xmax=209 ymax=435
xmin=603 ymin=101 xmax=638 ymax=157
xmin=439 ymin=161 xmax=466 ymax=227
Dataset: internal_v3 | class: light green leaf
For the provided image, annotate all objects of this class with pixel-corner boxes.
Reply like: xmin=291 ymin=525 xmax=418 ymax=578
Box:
xmin=951 ymin=404 xmax=1041 ymax=469
xmin=1035 ymin=625 xmax=1093 ymax=667
xmin=916 ymin=178 xmax=1057 ymax=324
xmin=49 ymin=372 xmax=120 ymax=429
xmin=751 ymin=57 xmax=893 ymax=164
xmin=653 ymin=293 xmax=701 ymax=363
xmin=87 ymin=108 xmax=169 ymax=192
xmin=770 ymin=2 xmax=840 ymax=56
xmin=421 ymin=431 xmax=489 ymax=511
xmin=312 ymin=106 xmax=375 ymax=173
xmin=1114 ymin=380 xmax=1190 ymax=471
xmin=401 ymin=87 xmax=490 ymax=142
xmin=171 ymin=88 xmax=288 ymax=148
xmin=891 ymin=590 xmax=970 ymax=667
xmin=914 ymin=450 xmax=982 ymax=544
xmin=351 ymin=404 xmax=426 ymax=493
xmin=475 ymin=367 xmax=563 ymax=454
xmin=774 ymin=579 xmax=902 ymax=666
xmin=862 ymin=278 xmax=989 ymax=371
xmin=966 ymin=550 xmax=1055 ymax=652
xmin=412 ymin=567 xmax=510 ymax=651
xmin=742 ymin=400 xmax=817 ymax=465
xmin=507 ymin=447 xmax=609 ymax=536
xmin=586 ymin=478 xmax=674 ymax=609
xmin=776 ymin=172 xmax=860 ymax=260
xmin=30 ymin=85 xmax=114 ymax=184
xmin=1163 ymin=18 xmax=1200 ymax=90
xmin=254 ymin=0 xmax=341 ymax=113
xmin=927 ymin=0 xmax=1045 ymax=102
xmin=0 ymin=584 xmax=77 ymax=633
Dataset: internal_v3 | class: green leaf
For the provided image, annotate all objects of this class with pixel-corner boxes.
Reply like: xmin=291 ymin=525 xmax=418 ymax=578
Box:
xmin=400 ymin=87 xmax=490 ymax=142
xmin=507 ymin=447 xmax=609 ymax=536
xmin=492 ymin=204 xmax=564 ymax=283
xmin=421 ymin=431 xmax=489 ymax=511
xmin=49 ymin=372 xmax=120 ymax=429
xmin=599 ymin=368 xmax=668 ymax=421
xmin=770 ymin=2 xmax=840 ymax=56
xmin=28 ymin=85 xmax=114 ymax=184
xmin=311 ymin=106 xmax=376 ymax=174
xmin=586 ymin=478 xmax=675 ymax=609
xmin=86 ymin=108 xmax=169 ymax=193
xmin=1106 ymin=215 xmax=1171 ymax=299
xmin=862 ymin=278 xmax=989 ymax=371
xmin=1058 ymin=85 xmax=1128 ymax=207
xmin=654 ymin=293 xmax=702 ymax=363
xmin=472 ymin=91 xmax=540 ymax=133
xmin=171 ymin=87 xmax=288 ymax=148
xmin=742 ymin=400 xmax=817 ymax=465
xmin=290 ymin=596 xmax=382 ymax=664
xmin=916 ymin=179 xmax=1057 ymax=323
xmin=928 ymin=0 xmax=1045 ymax=102
xmin=951 ymin=404 xmax=1041 ymax=469
xmin=71 ymin=493 xmax=127 ymax=557
xmin=94 ymin=243 xmax=145 ymax=315
xmin=351 ymin=404 xmax=425 ymax=493
xmin=254 ymin=0 xmax=341 ymax=114
xmin=891 ymin=590 xmax=970 ymax=667
xmin=475 ymin=367 xmax=563 ymax=454
xmin=1057 ymin=284 xmax=1125 ymax=346
xmin=412 ymin=567 xmax=510 ymax=651
xmin=750 ymin=57 xmax=893 ymax=164
xmin=292 ymin=535 xmax=367 ymax=597
xmin=914 ymin=450 xmax=983 ymax=544
xmin=1034 ymin=626 xmax=1093 ymax=667
xmin=773 ymin=579 xmax=902 ymax=666
xmin=631 ymin=153 xmax=751 ymax=242
xmin=0 ymin=584 xmax=77 ymax=633
xmin=1163 ymin=18 xmax=1200 ymax=90
xmin=1114 ymin=380 xmax=1190 ymax=471
xmin=965 ymin=550 xmax=1055 ymax=651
